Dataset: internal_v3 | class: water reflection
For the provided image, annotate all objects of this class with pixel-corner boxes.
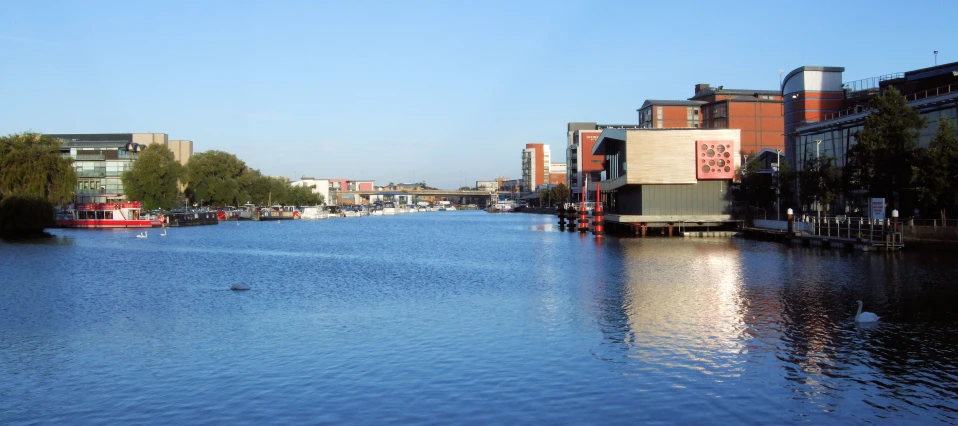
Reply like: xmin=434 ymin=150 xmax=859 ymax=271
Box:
xmin=588 ymin=238 xmax=958 ymax=422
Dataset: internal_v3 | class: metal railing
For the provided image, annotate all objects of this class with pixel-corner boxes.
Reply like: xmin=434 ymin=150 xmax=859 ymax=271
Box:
xmin=74 ymin=154 xmax=106 ymax=161
xmin=796 ymin=215 xmax=904 ymax=245
xmin=819 ymin=82 xmax=958 ymax=122
xmin=76 ymin=169 xmax=106 ymax=177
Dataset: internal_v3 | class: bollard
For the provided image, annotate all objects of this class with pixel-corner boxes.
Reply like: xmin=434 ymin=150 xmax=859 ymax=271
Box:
xmin=578 ymin=204 xmax=588 ymax=233
xmin=592 ymin=202 xmax=604 ymax=238
xmin=557 ymin=205 xmax=566 ymax=229
xmin=567 ymin=205 xmax=577 ymax=232
xmin=641 ymin=222 xmax=647 ymax=238
xmin=787 ymin=208 xmax=794 ymax=234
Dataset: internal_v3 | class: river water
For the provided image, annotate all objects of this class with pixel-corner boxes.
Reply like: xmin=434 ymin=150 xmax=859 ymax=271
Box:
xmin=1 ymin=211 xmax=957 ymax=424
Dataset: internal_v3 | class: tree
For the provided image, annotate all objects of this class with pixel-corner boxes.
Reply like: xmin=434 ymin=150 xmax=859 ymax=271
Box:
xmin=458 ymin=186 xmax=471 ymax=191
xmin=0 ymin=133 xmax=76 ymax=204
xmin=914 ymin=117 xmax=958 ymax=221
xmin=0 ymin=133 xmax=76 ymax=237
xmin=799 ymin=156 xmax=840 ymax=216
xmin=183 ymin=150 xmax=248 ymax=207
xmin=121 ymin=144 xmax=183 ymax=210
xmin=848 ymin=87 xmax=926 ymax=205
xmin=550 ymin=183 xmax=570 ymax=205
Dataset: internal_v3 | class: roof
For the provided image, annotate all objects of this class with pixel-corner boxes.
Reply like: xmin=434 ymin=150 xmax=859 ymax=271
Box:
xmin=57 ymin=140 xmax=145 ymax=149
xmin=782 ymin=66 xmax=846 ymax=89
xmin=689 ymin=88 xmax=780 ymax=100
xmin=638 ymin=100 xmax=706 ymax=109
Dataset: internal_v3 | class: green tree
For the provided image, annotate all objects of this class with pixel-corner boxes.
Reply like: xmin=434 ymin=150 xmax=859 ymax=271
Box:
xmin=799 ymin=156 xmax=840 ymax=216
xmin=0 ymin=133 xmax=76 ymax=237
xmin=183 ymin=150 xmax=248 ymax=207
xmin=848 ymin=87 xmax=926 ymax=205
xmin=458 ymin=186 xmax=471 ymax=190
xmin=0 ymin=133 xmax=76 ymax=204
xmin=737 ymin=155 xmax=794 ymax=217
xmin=549 ymin=183 xmax=570 ymax=204
xmin=121 ymin=144 xmax=183 ymax=210
xmin=914 ymin=117 xmax=958 ymax=221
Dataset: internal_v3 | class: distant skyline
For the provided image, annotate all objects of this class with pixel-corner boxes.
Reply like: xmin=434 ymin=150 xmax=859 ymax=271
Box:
xmin=2 ymin=0 xmax=956 ymax=189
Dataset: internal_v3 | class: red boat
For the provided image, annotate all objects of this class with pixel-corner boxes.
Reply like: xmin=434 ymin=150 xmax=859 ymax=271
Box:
xmin=57 ymin=201 xmax=162 ymax=228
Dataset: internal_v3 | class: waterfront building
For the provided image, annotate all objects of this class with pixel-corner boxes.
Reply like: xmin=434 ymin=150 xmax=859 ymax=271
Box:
xmin=782 ymin=61 xmax=958 ymax=212
xmin=49 ymin=133 xmax=194 ymax=203
xmin=637 ymin=84 xmax=784 ymax=158
xmin=548 ymin=162 xmax=567 ymax=186
xmin=476 ymin=180 xmax=498 ymax=192
xmin=592 ymin=128 xmax=740 ymax=227
xmin=291 ymin=177 xmax=331 ymax=205
xmin=783 ymin=61 xmax=958 ymax=173
xmin=566 ymin=123 xmax=643 ymax=198
xmin=48 ymin=133 xmax=193 ymax=165
xmin=56 ymin=139 xmax=147 ymax=204
xmin=521 ymin=143 xmax=551 ymax=193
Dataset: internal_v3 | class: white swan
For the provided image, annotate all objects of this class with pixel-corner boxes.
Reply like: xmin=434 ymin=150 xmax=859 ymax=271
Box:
xmin=136 ymin=231 xmax=148 ymax=239
xmin=856 ymin=300 xmax=880 ymax=322
xmin=160 ymin=228 xmax=167 ymax=237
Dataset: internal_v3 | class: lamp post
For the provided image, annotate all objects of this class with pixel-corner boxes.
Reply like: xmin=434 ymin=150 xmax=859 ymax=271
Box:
xmin=934 ymin=50 xmax=938 ymax=65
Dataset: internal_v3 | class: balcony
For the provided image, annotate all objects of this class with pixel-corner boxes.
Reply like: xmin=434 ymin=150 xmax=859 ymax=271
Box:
xmin=76 ymin=169 xmax=106 ymax=177
xmin=75 ymin=154 xmax=106 ymax=161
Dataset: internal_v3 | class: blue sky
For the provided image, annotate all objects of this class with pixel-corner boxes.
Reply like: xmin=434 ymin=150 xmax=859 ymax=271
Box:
xmin=1 ymin=0 xmax=955 ymax=189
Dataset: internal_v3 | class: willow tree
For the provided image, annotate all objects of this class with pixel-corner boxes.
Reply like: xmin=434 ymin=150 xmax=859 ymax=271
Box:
xmin=0 ymin=133 xmax=76 ymax=237
xmin=183 ymin=150 xmax=248 ymax=207
xmin=121 ymin=144 xmax=183 ymax=210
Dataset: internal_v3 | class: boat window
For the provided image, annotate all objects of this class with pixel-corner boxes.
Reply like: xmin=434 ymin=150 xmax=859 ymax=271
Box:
xmin=104 ymin=211 xmax=113 ymax=219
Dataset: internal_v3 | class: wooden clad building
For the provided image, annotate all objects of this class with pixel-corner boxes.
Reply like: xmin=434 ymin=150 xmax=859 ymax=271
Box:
xmin=592 ymin=128 xmax=741 ymax=226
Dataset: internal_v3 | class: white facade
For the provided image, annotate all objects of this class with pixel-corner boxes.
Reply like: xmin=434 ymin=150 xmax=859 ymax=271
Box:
xmin=291 ymin=177 xmax=330 ymax=204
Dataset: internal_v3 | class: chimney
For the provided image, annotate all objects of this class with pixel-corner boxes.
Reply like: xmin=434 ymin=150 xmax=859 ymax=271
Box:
xmin=695 ymin=83 xmax=710 ymax=94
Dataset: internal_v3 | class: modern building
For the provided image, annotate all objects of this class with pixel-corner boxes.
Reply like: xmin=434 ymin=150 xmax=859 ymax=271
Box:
xmin=521 ymin=143 xmax=551 ymax=192
xmin=47 ymin=133 xmax=193 ymax=165
xmin=48 ymin=132 xmax=196 ymax=203
xmin=783 ymin=62 xmax=958 ymax=174
xmin=566 ymin=123 xmax=643 ymax=197
xmin=591 ymin=128 xmax=741 ymax=227
xmin=291 ymin=177 xmax=331 ymax=205
xmin=56 ymin=140 xmax=148 ymax=203
xmin=548 ymin=162 xmax=567 ymax=186
xmin=476 ymin=180 xmax=498 ymax=192
xmin=637 ymin=84 xmax=783 ymax=157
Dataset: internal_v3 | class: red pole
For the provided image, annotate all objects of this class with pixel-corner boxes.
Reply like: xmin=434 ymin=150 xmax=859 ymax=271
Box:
xmin=592 ymin=183 xmax=604 ymax=238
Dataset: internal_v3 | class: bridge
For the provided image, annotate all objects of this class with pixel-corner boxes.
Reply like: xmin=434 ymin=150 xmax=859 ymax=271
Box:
xmin=333 ymin=189 xmax=497 ymax=205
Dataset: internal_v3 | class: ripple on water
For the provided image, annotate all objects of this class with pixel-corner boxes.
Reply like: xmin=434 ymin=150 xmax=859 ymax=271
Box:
xmin=1 ymin=213 xmax=957 ymax=424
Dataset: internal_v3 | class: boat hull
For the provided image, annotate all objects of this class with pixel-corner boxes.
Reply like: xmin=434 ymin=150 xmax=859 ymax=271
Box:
xmin=57 ymin=219 xmax=160 ymax=228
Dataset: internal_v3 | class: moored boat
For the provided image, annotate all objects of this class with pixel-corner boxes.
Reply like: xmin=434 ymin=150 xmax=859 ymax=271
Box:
xmin=57 ymin=201 xmax=162 ymax=228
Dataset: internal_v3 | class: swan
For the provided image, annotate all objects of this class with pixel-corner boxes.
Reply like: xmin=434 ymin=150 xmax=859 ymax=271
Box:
xmin=231 ymin=283 xmax=250 ymax=291
xmin=856 ymin=300 xmax=880 ymax=322
xmin=160 ymin=228 xmax=167 ymax=237
xmin=136 ymin=231 xmax=148 ymax=239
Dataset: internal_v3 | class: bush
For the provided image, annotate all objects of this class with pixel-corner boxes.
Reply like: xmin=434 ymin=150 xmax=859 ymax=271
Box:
xmin=0 ymin=196 xmax=57 ymax=239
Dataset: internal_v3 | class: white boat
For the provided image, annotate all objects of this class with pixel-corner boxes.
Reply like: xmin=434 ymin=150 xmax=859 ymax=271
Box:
xmin=382 ymin=202 xmax=398 ymax=215
xmin=300 ymin=206 xmax=328 ymax=220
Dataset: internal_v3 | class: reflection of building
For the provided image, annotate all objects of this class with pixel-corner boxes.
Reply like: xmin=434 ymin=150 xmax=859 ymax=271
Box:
xmin=593 ymin=128 xmax=740 ymax=226
xmin=521 ymin=143 xmax=551 ymax=192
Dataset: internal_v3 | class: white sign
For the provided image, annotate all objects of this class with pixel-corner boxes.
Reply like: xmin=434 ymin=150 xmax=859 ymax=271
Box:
xmin=870 ymin=198 xmax=885 ymax=221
